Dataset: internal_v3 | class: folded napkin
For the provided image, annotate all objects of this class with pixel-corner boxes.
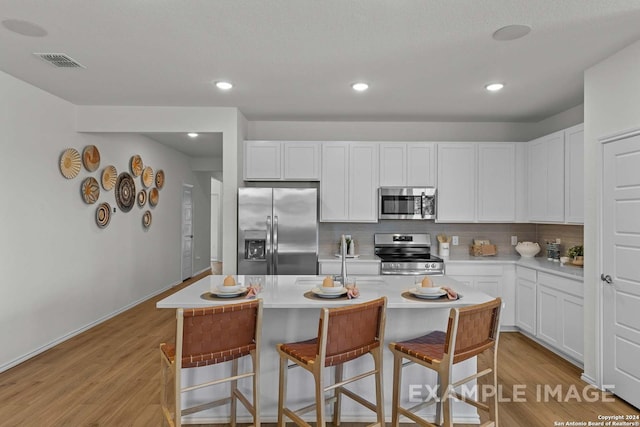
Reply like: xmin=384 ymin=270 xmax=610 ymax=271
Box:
xmin=245 ymin=286 xmax=259 ymax=299
xmin=441 ymin=286 xmax=458 ymax=300
xmin=346 ymin=284 xmax=360 ymax=299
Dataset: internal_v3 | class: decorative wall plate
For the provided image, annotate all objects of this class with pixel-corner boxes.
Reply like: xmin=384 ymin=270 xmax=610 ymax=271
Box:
xmin=142 ymin=210 xmax=152 ymax=228
xmin=155 ymin=169 xmax=165 ymax=189
xmin=82 ymin=145 xmax=101 ymax=172
xmin=142 ymin=166 xmax=154 ymax=188
xmin=137 ymin=189 xmax=147 ymax=207
xmin=81 ymin=177 xmax=100 ymax=204
xmin=96 ymin=202 xmax=111 ymax=228
xmin=115 ymin=172 xmax=135 ymax=212
xmin=130 ymin=155 xmax=143 ymax=177
xmin=60 ymin=148 xmax=81 ymax=179
xmin=149 ymin=188 xmax=159 ymax=207
xmin=101 ymin=165 xmax=117 ymax=190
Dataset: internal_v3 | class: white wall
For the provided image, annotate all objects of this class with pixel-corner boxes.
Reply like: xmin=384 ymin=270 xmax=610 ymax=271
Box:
xmin=248 ymin=115 xmax=581 ymax=143
xmin=0 ymin=71 xmax=208 ymax=371
xmin=583 ymin=39 xmax=640 ymax=386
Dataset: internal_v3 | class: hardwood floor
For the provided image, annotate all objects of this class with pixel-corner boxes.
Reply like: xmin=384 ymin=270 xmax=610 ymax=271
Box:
xmin=0 ymin=272 xmax=637 ymax=426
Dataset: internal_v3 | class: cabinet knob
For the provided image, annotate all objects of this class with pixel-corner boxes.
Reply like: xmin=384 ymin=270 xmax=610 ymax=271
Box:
xmin=600 ymin=274 xmax=612 ymax=284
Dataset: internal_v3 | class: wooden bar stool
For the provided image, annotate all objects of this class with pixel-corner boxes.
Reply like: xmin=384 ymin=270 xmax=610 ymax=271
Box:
xmin=389 ymin=298 xmax=502 ymax=427
xmin=160 ymin=299 xmax=263 ymax=427
xmin=276 ymin=297 xmax=387 ymax=427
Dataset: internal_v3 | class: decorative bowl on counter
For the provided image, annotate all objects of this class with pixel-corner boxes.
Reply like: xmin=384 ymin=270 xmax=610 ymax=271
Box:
xmin=515 ymin=241 xmax=541 ymax=258
xmin=415 ymin=286 xmax=443 ymax=295
xmin=320 ymin=285 xmax=346 ymax=294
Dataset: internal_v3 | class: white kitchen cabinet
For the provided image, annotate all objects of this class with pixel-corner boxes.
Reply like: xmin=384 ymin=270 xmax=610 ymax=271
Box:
xmin=436 ymin=143 xmax=476 ymax=222
xmin=318 ymin=260 xmax=380 ymax=275
xmin=564 ymin=124 xmax=584 ymax=223
xmin=244 ymin=141 xmax=281 ymax=180
xmin=379 ymin=143 xmax=436 ymax=187
xmin=515 ymin=267 xmax=537 ymax=335
xmin=320 ymin=142 xmax=379 ymax=222
xmin=478 ymin=143 xmax=516 ymax=221
xmin=445 ymin=263 xmax=515 ymax=328
xmin=244 ymin=141 xmax=320 ymax=181
xmin=437 ymin=142 xmax=517 ymax=222
xmin=527 ymin=130 xmax=565 ymax=222
xmin=536 ymin=272 xmax=584 ymax=362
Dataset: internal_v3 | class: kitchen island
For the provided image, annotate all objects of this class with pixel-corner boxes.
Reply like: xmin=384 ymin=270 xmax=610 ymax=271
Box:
xmin=157 ymin=275 xmax=494 ymax=424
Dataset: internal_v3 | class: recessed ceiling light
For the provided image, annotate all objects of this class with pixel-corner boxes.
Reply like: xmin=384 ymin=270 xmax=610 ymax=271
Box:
xmin=492 ymin=25 xmax=531 ymax=41
xmin=215 ymin=81 xmax=233 ymax=90
xmin=188 ymin=133 xmax=199 ymax=138
xmin=352 ymin=82 xmax=369 ymax=92
xmin=2 ymin=19 xmax=47 ymax=37
xmin=485 ymin=83 xmax=504 ymax=92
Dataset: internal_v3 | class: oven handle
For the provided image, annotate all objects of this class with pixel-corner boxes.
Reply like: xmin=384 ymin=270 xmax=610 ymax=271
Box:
xmin=380 ymin=271 xmax=444 ymax=276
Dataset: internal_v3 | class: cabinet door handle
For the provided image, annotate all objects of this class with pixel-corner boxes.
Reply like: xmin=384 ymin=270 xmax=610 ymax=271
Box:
xmin=600 ymin=274 xmax=613 ymax=284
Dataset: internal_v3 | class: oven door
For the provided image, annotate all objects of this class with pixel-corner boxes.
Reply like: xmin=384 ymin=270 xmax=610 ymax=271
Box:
xmin=378 ymin=187 xmax=436 ymax=220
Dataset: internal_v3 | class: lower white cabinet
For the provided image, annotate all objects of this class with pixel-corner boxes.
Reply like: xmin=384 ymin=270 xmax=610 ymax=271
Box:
xmin=515 ymin=267 xmax=537 ymax=335
xmin=446 ymin=263 xmax=515 ymax=328
xmin=318 ymin=260 xmax=380 ymax=275
xmin=515 ymin=266 xmax=584 ymax=363
xmin=536 ymin=272 xmax=584 ymax=362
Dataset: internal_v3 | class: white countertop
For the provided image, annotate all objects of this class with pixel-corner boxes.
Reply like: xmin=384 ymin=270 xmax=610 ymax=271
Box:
xmin=156 ymin=274 xmax=493 ymax=309
xmin=443 ymin=253 xmax=584 ymax=279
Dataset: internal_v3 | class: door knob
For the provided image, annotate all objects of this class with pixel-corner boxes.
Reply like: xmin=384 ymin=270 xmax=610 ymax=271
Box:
xmin=600 ymin=274 xmax=613 ymax=284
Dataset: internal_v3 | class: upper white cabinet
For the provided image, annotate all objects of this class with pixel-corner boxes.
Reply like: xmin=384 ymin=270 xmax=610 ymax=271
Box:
xmin=564 ymin=124 xmax=584 ymax=223
xmin=437 ymin=143 xmax=477 ymax=222
xmin=379 ymin=143 xmax=436 ymax=187
xmin=478 ymin=143 xmax=517 ymax=222
xmin=527 ymin=130 xmax=565 ymax=222
xmin=437 ymin=142 xmax=517 ymax=222
xmin=244 ymin=141 xmax=320 ymax=181
xmin=320 ymin=142 xmax=379 ymax=222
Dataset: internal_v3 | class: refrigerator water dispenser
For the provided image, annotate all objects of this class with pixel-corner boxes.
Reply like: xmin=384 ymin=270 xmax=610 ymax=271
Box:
xmin=244 ymin=230 xmax=266 ymax=260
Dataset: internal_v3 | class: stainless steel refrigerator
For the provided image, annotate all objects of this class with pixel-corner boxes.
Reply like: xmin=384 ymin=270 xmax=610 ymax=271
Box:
xmin=238 ymin=187 xmax=318 ymax=275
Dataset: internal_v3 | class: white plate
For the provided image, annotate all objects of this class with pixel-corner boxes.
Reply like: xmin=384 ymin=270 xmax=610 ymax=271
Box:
xmin=211 ymin=288 xmax=247 ymax=298
xmin=413 ymin=286 xmax=443 ymax=295
xmin=216 ymin=283 xmax=246 ymax=294
xmin=311 ymin=287 xmax=348 ymax=298
xmin=409 ymin=287 xmax=447 ymax=299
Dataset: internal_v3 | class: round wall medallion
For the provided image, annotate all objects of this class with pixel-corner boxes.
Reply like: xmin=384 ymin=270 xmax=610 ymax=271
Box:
xmin=142 ymin=166 xmax=154 ymax=188
xmin=96 ymin=202 xmax=111 ymax=228
xmin=82 ymin=145 xmax=101 ymax=172
xmin=81 ymin=177 xmax=100 ymax=204
xmin=60 ymin=148 xmax=81 ymax=179
xmin=142 ymin=210 xmax=152 ymax=228
xmin=115 ymin=172 xmax=135 ymax=212
xmin=149 ymin=188 xmax=159 ymax=207
xmin=130 ymin=155 xmax=143 ymax=177
xmin=101 ymin=165 xmax=117 ymax=190
xmin=155 ymin=169 xmax=165 ymax=189
xmin=137 ymin=189 xmax=147 ymax=207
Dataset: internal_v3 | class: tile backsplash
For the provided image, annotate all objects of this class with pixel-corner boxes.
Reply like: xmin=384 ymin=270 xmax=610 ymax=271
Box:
xmin=319 ymin=221 xmax=583 ymax=258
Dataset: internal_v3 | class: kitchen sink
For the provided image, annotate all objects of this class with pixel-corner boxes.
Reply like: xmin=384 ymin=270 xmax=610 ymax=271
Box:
xmin=295 ymin=277 xmax=385 ymax=287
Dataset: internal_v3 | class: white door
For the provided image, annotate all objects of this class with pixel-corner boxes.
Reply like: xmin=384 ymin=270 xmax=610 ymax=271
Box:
xmin=602 ymin=132 xmax=640 ymax=408
xmin=181 ymin=184 xmax=194 ymax=281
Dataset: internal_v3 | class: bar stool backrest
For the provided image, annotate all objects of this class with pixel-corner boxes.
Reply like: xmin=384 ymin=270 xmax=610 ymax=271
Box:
xmin=317 ymin=297 xmax=387 ymax=367
xmin=444 ymin=298 xmax=501 ymax=364
xmin=178 ymin=301 xmax=262 ymax=368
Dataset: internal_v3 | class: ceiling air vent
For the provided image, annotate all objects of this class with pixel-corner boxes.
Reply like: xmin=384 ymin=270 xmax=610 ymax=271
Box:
xmin=34 ymin=53 xmax=86 ymax=68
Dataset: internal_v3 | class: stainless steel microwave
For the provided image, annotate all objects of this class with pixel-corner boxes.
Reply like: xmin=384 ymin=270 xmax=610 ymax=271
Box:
xmin=378 ymin=187 xmax=436 ymax=220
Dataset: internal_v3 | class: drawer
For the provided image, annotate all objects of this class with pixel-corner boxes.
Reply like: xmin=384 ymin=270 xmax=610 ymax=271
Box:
xmin=516 ymin=266 xmax=537 ymax=282
xmin=445 ymin=263 xmax=504 ymax=276
xmin=538 ymin=272 xmax=583 ymax=298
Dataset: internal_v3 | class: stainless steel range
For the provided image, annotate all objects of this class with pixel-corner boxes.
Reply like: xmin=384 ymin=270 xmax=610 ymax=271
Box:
xmin=375 ymin=233 xmax=444 ymax=275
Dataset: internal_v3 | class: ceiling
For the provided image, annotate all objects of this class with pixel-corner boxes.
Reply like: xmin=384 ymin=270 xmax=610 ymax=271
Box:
xmin=2 ymin=0 xmax=640 ymax=127
xmin=141 ymin=132 xmax=222 ymax=158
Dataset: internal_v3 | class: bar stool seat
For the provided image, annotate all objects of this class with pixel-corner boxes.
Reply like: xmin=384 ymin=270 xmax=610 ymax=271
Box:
xmin=277 ymin=297 xmax=387 ymax=427
xmin=160 ymin=299 xmax=263 ymax=427
xmin=389 ymin=298 xmax=502 ymax=427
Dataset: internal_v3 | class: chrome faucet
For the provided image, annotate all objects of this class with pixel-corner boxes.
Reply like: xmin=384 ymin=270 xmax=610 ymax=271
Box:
xmin=340 ymin=234 xmax=348 ymax=286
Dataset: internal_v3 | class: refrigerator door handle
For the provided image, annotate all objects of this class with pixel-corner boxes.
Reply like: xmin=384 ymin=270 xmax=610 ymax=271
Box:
xmin=266 ymin=216 xmax=272 ymax=275
xmin=273 ymin=215 xmax=279 ymax=275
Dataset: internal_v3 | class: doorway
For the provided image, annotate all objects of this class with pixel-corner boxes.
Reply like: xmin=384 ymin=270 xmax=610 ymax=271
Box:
xmin=181 ymin=184 xmax=194 ymax=281
xmin=210 ymin=177 xmax=223 ymax=274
